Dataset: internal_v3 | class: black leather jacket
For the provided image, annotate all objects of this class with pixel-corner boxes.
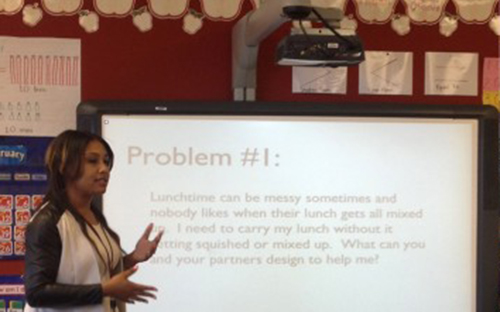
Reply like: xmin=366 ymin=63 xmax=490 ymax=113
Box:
xmin=24 ymin=203 xmax=103 ymax=308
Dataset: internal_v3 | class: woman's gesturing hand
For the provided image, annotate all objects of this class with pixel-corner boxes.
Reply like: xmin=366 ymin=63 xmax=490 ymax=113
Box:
xmin=125 ymin=223 xmax=164 ymax=268
xmin=102 ymin=266 xmax=158 ymax=304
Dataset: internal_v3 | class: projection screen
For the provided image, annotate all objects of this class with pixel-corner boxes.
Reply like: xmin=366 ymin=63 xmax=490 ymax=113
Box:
xmin=77 ymin=101 xmax=499 ymax=312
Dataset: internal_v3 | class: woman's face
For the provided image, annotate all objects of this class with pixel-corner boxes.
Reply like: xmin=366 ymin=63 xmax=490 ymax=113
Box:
xmin=66 ymin=140 xmax=111 ymax=198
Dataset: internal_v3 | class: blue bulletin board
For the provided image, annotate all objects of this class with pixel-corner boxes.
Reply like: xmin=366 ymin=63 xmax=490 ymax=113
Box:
xmin=0 ymin=275 xmax=24 ymax=311
xmin=0 ymin=136 xmax=51 ymax=260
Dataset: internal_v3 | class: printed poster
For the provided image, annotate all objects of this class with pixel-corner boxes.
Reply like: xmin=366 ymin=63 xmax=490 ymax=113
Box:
xmin=0 ymin=275 xmax=24 ymax=312
xmin=0 ymin=136 xmax=50 ymax=260
xmin=0 ymin=36 xmax=81 ymax=137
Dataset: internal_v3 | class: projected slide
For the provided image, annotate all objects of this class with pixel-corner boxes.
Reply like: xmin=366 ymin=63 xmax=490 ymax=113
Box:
xmin=102 ymin=115 xmax=478 ymax=312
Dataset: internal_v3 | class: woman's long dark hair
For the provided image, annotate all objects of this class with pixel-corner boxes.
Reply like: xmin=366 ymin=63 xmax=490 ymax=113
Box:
xmin=43 ymin=130 xmax=122 ymax=268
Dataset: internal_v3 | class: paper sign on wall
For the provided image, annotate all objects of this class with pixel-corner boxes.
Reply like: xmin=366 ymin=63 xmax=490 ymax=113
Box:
xmin=359 ymin=51 xmax=413 ymax=95
xmin=482 ymin=57 xmax=500 ymax=109
xmin=292 ymin=67 xmax=347 ymax=94
xmin=0 ymin=36 xmax=81 ymax=137
xmin=425 ymin=52 xmax=478 ymax=96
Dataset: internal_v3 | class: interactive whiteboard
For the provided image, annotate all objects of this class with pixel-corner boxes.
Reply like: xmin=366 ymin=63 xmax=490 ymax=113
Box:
xmin=77 ymin=102 xmax=499 ymax=312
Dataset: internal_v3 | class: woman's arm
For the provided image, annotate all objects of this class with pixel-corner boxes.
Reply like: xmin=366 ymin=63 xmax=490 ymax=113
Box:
xmin=102 ymin=266 xmax=157 ymax=303
xmin=123 ymin=223 xmax=163 ymax=269
xmin=25 ymin=208 xmax=158 ymax=306
xmin=24 ymin=208 xmax=103 ymax=307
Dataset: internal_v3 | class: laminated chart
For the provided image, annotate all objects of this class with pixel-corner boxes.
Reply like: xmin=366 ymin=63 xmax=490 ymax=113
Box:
xmin=0 ymin=37 xmax=81 ymax=136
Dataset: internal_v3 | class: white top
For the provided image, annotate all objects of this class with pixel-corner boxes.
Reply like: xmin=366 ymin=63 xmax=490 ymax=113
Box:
xmin=87 ymin=223 xmax=122 ymax=312
xmin=25 ymin=209 xmax=125 ymax=312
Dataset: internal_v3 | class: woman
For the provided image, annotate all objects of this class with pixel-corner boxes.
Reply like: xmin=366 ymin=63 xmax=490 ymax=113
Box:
xmin=24 ymin=130 xmax=163 ymax=312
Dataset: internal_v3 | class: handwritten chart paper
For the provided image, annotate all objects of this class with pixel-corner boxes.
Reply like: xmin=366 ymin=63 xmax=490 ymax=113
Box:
xmin=0 ymin=37 xmax=81 ymax=137
xmin=482 ymin=57 xmax=500 ymax=109
xmin=359 ymin=51 xmax=413 ymax=95
xmin=292 ymin=67 xmax=347 ymax=94
xmin=425 ymin=52 xmax=478 ymax=96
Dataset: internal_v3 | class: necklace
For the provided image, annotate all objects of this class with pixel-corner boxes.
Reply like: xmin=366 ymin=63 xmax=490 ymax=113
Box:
xmin=87 ymin=222 xmax=115 ymax=275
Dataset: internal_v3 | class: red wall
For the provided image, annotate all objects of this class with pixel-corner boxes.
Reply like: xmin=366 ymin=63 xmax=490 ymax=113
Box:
xmin=0 ymin=2 xmax=498 ymax=275
xmin=0 ymin=3 xmax=498 ymax=104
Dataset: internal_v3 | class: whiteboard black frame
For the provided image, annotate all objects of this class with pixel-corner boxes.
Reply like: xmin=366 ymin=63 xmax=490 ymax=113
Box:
xmin=77 ymin=101 xmax=499 ymax=312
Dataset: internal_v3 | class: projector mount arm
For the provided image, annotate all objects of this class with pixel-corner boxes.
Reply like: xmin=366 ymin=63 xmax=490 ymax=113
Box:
xmin=232 ymin=0 xmax=342 ymax=101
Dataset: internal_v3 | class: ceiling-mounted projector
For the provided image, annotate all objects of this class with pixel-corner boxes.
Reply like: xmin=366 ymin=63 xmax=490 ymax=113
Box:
xmin=232 ymin=0 xmax=366 ymax=100
xmin=276 ymin=29 xmax=365 ymax=67
xmin=277 ymin=6 xmax=365 ymax=67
